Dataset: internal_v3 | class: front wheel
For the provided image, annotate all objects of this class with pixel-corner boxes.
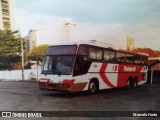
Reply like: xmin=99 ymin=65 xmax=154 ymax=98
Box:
xmin=88 ymin=81 xmax=98 ymax=93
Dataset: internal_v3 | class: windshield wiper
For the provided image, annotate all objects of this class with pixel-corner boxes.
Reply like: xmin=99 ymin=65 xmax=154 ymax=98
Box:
xmin=57 ymin=71 xmax=62 ymax=76
xmin=44 ymin=70 xmax=49 ymax=76
xmin=44 ymin=70 xmax=53 ymax=75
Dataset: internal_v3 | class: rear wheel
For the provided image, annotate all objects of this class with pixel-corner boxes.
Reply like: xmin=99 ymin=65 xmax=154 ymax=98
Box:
xmin=126 ymin=80 xmax=132 ymax=89
xmin=88 ymin=80 xmax=99 ymax=93
xmin=133 ymin=77 xmax=138 ymax=88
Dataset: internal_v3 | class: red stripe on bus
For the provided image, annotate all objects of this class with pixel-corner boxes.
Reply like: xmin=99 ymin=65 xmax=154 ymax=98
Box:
xmin=63 ymin=79 xmax=75 ymax=85
xmin=99 ymin=63 xmax=116 ymax=88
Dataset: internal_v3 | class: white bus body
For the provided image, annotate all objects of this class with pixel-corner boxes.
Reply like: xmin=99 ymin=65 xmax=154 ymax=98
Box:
xmin=39 ymin=40 xmax=148 ymax=93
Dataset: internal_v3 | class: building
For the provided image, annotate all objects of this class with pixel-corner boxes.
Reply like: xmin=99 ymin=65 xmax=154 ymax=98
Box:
xmin=0 ymin=0 xmax=15 ymax=30
xmin=23 ymin=35 xmax=30 ymax=53
xmin=61 ymin=22 xmax=77 ymax=43
xmin=28 ymin=29 xmax=37 ymax=51
xmin=126 ymin=36 xmax=135 ymax=50
xmin=113 ymin=33 xmax=127 ymax=50
xmin=23 ymin=29 xmax=37 ymax=52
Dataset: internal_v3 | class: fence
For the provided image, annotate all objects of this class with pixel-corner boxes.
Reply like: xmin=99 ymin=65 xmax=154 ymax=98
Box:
xmin=0 ymin=69 xmax=41 ymax=81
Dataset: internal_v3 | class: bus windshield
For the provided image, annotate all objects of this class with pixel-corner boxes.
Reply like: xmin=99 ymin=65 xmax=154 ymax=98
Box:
xmin=41 ymin=45 xmax=77 ymax=75
xmin=42 ymin=55 xmax=75 ymax=75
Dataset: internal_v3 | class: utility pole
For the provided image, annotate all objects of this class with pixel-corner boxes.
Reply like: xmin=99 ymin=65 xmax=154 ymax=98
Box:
xmin=32 ymin=28 xmax=46 ymax=80
xmin=21 ymin=38 xmax=24 ymax=80
xmin=36 ymin=49 xmax=38 ymax=80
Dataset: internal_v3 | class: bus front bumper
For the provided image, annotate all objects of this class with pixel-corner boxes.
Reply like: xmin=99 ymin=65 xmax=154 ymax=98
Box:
xmin=39 ymin=82 xmax=87 ymax=92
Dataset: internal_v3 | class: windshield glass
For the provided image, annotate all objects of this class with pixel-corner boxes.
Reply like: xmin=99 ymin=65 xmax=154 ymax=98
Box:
xmin=46 ymin=45 xmax=77 ymax=55
xmin=42 ymin=55 xmax=75 ymax=75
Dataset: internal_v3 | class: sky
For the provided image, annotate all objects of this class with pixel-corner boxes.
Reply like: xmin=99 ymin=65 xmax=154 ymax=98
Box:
xmin=15 ymin=0 xmax=160 ymax=50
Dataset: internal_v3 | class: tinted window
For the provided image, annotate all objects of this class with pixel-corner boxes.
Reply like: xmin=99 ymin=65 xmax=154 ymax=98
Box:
xmin=78 ymin=45 xmax=88 ymax=55
xmin=116 ymin=52 xmax=125 ymax=63
xmin=89 ymin=47 xmax=102 ymax=60
xmin=126 ymin=54 xmax=134 ymax=63
xmin=134 ymin=55 xmax=148 ymax=65
xmin=141 ymin=56 xmax=148 ymax=65
xmin=74 ymin=56 xmax=91 ymax=76
xmin=46 ymin=45 xmax=77 ymax=55
xmin=104 ymin=50 xmax=115 ymax=62
xmin=134 ymin=55 xmax=141 ymax=64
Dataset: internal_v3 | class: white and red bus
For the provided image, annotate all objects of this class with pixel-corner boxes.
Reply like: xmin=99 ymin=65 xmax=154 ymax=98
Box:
xmin=39 ymin=40 xmax=148 ymax=93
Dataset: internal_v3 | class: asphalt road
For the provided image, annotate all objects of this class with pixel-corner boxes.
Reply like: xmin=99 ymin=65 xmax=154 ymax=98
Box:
xmin=0 ymin=81 xmax=160 ymax=120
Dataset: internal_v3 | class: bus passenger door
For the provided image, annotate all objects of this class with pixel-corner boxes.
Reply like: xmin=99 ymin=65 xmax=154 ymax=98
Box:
xmin=73 ymin=56 xmax=91 ymax=76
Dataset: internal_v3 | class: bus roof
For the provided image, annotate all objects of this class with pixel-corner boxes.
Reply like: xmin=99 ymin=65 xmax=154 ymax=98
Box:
xmin=119 ymin=49 xmax=149 ymax=56
xmin=50 ymin=40 xmax=113 ymax=48
xmin=50 ymin=40 xmax=148 ymax=57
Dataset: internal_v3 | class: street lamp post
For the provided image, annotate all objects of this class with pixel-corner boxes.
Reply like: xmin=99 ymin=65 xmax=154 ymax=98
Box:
xmin=21 ymin=38 xmax=24 ymax=80
xmin=32 ymin=28 xmax=46 ymax=80
xmin=36 ymin=50 xmax=38 ymax=80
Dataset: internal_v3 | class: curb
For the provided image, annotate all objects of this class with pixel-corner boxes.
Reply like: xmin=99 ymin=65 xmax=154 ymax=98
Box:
xmin=0 ymin=79 xmax=39 ymax=82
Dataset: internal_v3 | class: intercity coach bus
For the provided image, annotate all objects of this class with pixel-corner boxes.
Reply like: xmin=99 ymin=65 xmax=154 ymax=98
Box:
xmin=39 ymin=40 xmax=148 ymax=93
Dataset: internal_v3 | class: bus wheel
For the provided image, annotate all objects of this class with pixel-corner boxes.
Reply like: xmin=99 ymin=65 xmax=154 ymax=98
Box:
xmin=126 ymin=80 xmax=132 ymax=89
xmin=133 ymin=78 xmax=138 ymax=88
xmin=88 ymin=80 xmax=98 ymax=94
xmin=133 ymin=81 xmax=137 ymax=88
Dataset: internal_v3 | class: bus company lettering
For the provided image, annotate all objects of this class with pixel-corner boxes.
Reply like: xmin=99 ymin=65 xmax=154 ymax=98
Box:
xmin=112 ymin=65 xmax=118 ymax=71
xmin=124 ymin=66 xmax=136 ymax=72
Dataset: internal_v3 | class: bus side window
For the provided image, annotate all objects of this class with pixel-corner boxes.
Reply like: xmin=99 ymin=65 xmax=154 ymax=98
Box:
xmin=144 ymin=57 xmax=148 ymax=65
xmin=90 ymin=50 xmax=96 ymax=59
xmin=116 ymin=52 xmax=125 ymax=63
xmin=78 ymin=45 xmax=88 ymax=56
xmin=104 ymin=50 xmax=115 ymax=62
xmin=141 ymin=56 xmax=148 ymax=65
xmin=89 ymin=47 xmax=102 ymax=60
xmin=134 ymin=55 xmax=141 ymax=64
xmin=126 ymin=54 xmax=134 ymax=63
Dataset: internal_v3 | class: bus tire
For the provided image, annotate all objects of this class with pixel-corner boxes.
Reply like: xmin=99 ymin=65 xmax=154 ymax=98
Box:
xmin=133 ymin=77 xmax=138 ymax=88
xmin=126 ymin=79 xmax=132 ymax=89
xmin=88 ymin=79 xmax=99 ymax=94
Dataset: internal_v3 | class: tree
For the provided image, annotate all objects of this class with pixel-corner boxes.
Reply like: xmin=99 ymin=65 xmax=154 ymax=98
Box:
xmin=28 ymin=44 xmax=48 ymax=62
xmin=0 ymin=30 xmax=21 ymax=55
xmin=0 ymin=30 xmax=22 ymax=70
